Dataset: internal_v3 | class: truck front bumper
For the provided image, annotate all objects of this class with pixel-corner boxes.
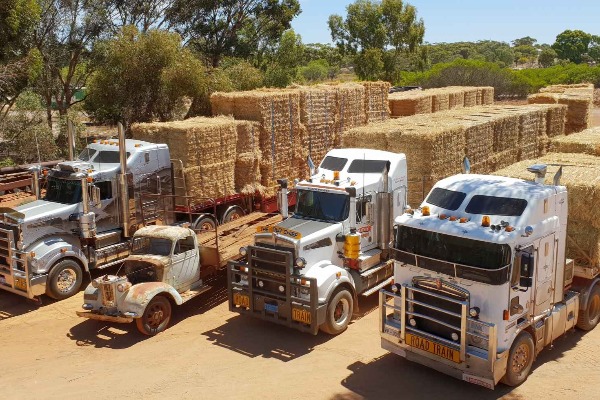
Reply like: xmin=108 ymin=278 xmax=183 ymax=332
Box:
xmin=76 ymin=310 xmax=134 ymax=324
xmin=0 ymin=267 xmax=47 ymax=299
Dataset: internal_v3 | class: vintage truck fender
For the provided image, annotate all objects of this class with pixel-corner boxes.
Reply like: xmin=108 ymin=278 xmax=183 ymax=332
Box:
xmin=26 ymin=235 xmax=88 ymax=274
xmin=120 ymin=282 xmax=184 ymax=317
xmin=304 ymin=261 xmax=357 ymax=306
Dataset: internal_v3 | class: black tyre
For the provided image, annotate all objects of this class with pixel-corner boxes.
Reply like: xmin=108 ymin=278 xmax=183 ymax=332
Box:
xmin=221 ymin=206 xmax=245 ymax=224
xmin=501 ymin=332 xmax=535 ymax=387
xmin=136 ymin=295 xmax=172 ymax=336
xmin=320 ymin=288 xmax=353 ymax=335
xmin=192 ymin=214 xmax=217 ymax=231
xmin=46 ymin=259 xmax=83 ymax=300
xmin=577 ymin=285 xmax=600 ymax=331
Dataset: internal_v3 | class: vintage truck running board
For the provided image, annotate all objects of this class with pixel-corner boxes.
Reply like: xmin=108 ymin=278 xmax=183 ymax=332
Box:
xmin=179 ymin=284 xmax=211 ymax=303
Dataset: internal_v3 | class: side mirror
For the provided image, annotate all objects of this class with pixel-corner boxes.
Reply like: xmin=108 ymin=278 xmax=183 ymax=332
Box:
xmin=519 ymin=253 xmax=534 ymax=288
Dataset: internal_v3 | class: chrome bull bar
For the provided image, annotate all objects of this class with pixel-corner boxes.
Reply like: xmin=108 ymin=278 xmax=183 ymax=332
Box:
xmin=0 ymin=227 xmax=44 ymax=299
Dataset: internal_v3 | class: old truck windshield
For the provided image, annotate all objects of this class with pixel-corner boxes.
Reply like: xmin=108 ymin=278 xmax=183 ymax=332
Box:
xmin=394 ymin=225 xmax=512 ymax=285
xmin=131 ymin=236 xmax=173 ymax=256
xmin=295 ymin=189 xmax=349 ymax=222
xmin=44 ymin=177 xmax=82 ymax=204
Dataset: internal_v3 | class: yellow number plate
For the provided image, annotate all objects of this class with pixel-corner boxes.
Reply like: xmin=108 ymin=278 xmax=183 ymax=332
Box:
xmin=405 ymin=333 xmax=460 ymax=363
xmin=233 ymin=293 xmax=249 ymax=308
xmin=292 ymin=308 xmax=311 ymax=324
xmin=14 ymin=277 xmax=27 ymax=291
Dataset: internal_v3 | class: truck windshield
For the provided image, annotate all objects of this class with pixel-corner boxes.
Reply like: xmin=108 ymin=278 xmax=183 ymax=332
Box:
xmin=43 ymin=177 xmax=82 ymax=204
xmin=78 ymin=148 xmax=97 ymax=161
xmin=131 ymin=236 xmax=173 ymax=256
xmin=394 ymin=225 xmax=512 ymax=285
xmin=295 ymin=189 xmax=349 ymax=222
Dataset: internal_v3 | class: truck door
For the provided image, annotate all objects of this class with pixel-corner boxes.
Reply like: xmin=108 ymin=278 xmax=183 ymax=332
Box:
xmin=510 ymin=245 xmax=534 ymax=320
xmin=356 ymin=194 xmax=376 ymax=251
xmin=171 ymin=235 xmax=199 ymax=290
xmin=534 ymin=234 xmax=555 ymax=315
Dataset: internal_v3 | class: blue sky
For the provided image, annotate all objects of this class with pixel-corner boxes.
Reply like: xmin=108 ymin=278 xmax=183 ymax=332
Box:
xmin=292 ymin=0 xmax=600 ymax=46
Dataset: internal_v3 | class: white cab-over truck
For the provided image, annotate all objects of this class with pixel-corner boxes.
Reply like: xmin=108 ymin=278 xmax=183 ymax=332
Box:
xmin=380 ymin=163 xmax=600 ymax=389
xmin=228 ymin=148 xmax=407 ymax=335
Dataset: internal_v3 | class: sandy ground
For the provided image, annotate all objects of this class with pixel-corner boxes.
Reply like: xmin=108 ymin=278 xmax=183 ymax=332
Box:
xmin=2 ymin=106 xmax=600 ymax=400
xmin=1 ymin=270 xmax=600 ymax=400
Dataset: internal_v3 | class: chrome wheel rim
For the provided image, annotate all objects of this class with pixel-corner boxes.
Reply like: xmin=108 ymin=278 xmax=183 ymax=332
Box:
xmin=56 ymin=268 xmax=77 ymax=293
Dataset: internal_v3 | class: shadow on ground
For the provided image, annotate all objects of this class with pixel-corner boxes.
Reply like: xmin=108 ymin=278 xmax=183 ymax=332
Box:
xmin=332 ymin=327 xmax=587 ymax=400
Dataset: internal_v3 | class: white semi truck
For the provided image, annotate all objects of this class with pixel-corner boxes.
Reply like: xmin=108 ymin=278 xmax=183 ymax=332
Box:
xmin=379 ymin=162 xmax=600 ymax=389
xmin=228 ymin=148 xmax=408 ymax=335
xmin=0 ymin=124 xmax=171 ymax=301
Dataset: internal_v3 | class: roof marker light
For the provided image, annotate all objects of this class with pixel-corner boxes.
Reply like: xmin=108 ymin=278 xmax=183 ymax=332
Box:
xmin=439 ymin=214 xmax=448 ymax=220
xmin=421 ymin=206 xmax=430 ymax=216
xmin=449 ymin=216 xmax=457 ymax=221
xmin=505 ymin=226 xmax=514 ymax=232
xmin=481 ymin=216 xmax=491 ymax=227
xmin=459 ymin=217 xmax=468 ymax=223
xmin=333 ymin=170 xmax=340 ymax=180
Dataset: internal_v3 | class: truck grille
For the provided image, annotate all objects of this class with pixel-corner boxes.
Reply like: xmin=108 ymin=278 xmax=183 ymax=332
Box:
xmin=408 ymin=277 xmax=468 ymax=342
xmin=100 ymin=283 xmax=116 ymax=307
xmin=0 ymin=223 xmax=19 ymax=268
xmin=250 ymin=245 xmax=293 ymax=298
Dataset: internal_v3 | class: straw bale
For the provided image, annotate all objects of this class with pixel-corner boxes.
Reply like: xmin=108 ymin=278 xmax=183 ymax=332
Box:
xmin=210 ymin=92 xmax=235 ymax=116
xmin=528 ymin=93 xmax=559 ymax=104
xmin=432 ymin=91 xmax=450 ymax=112
xmin=234 ymin=120 xmax=261 ymax=153
xmin=481 ymin=87 xmax=495 ymax=105
xmin=362 ymin=81 xmax=391 ymax=123
xmin=299 ymin=85 xmax=338 ymax=165
xmin=559 ymin=94 xmax=593 ymax=133
xmin=549 ymin=127 xmax=600 ymax=156
xmin=448 ymin=88 xmax=465 ymax=109
xmin=235 ymin=150 xmax=263 ymax=194
xmin=475 ymin=110 xmax=519 ymax=152
xmin=388 ymin=91 xmax=432 ymax=116
xmin=546 ymin=104 xmax=567 ymax=137
xmin=463 ymin=87 xmax=478 ymax=107
xmin=333 ymin=82 xmax=367 ymax=133
xmin=566 ymin=221 xmax=600 ymax=267
xmin=131 ymin=116 xmax=238 ymax=166
xmin=459 ymin=115 xmax=494 ymax=166
xmin=184 ymin=160 xmax=236 ymax=200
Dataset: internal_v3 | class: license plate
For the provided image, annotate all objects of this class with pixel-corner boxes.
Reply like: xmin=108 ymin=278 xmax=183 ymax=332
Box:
xmin=233 ymin=292 xmax=249 ymax=308
xmin=383 ymin=325 xmax=400 ymax=338
xmin=405 ymin=333 xmax=460 ymax=363
xmin=292 ymin=308 xmax=311 ymax=324
xmin=264 ymin=302 xmax=278 ymax=313
xmin=14 ymin=277 xmax=26 ymax=291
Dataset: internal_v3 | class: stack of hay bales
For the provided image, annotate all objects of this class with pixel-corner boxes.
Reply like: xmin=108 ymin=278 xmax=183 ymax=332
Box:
xmin=528 ymin=84 xmax=594 ymax=133
xmin=131 ymin=117 xmax=239 ymax=199
xmin=493 ymin=153 xmax=600 ymax=267
xmin=389 ymin=86 xmax=495 ymax=118
xmin=550 ymin=126 xmax=600 ymax=156
xmin=362 ymin=81 xmax=391 ymax=123
xmin=342 ymin=104 xmax=566 ymax=205
xmin=234 ymin=120 xmax=263 ymax=194
xmin=210 ymin=89 xmax=303 ymax=193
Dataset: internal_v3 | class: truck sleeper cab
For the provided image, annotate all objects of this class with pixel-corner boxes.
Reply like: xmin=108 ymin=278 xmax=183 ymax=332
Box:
xmin=379 ymin=166 xmax=600 ymax=389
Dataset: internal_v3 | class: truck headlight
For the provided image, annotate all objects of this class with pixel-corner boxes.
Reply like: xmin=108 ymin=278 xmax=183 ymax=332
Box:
xmin=16 ymin=241 xmax=24 ymax=250
xmin=295 ymin=257 xmax=306 ymax=268
xmin=117 ymin=282 xmax=132 ymax=292
xmin=91 ymin=278 xmax=100 ymax=288
xmin=469 ymin=307 xmax=480 ymax=318
xmin=258 ymin=280 xmax=264 ymax=288
xmin=451 ymin=332 xmax=460 ymax=342
xmin=239 ymin=247 xmax=248 ymax=257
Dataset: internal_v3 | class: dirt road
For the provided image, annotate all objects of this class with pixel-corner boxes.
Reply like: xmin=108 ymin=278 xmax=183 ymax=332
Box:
xmin=1 ymin=272 xmax=599 ymax=400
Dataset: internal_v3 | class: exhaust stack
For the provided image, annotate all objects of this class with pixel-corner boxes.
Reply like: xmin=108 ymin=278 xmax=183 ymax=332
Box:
xmin=553 ymin=166 xmax=563 ymax=186
xmin=277 ymin=179 xmax=289 ymax=218
xmin=462 ymin=157 xmax=471 ymax=174
xmin=67 ymin=120 xmax=76 ymax=161
xmin=29 ymin=166 xmax=40 ymax=199
xmin=376 ymin=161 xmax=392 ymax=259
xmin=118 ymin=122 xmax=131 ymax=237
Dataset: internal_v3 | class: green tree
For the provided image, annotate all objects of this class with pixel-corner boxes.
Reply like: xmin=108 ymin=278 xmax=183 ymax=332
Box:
xmin=109 ymin=0 xmax=175 ymax=33
xmin=0 ymin=0 xmax=42 ymax=120
xmin=552 ymin=30 xmax=593 ymax=64
xmin=538 ymin=47 xmax=557 ymax=67
xmin=221 ymin=59 xmax=264 ymax=91
xmin=512 ymin=36 xmax=537 ymax=47
xmin=264 ymin=29 xmax=304 ymax=87
xmin=85 ymin=27 xmax=207 ymax=125
xmin=167 ymin=0 xmax=301 ymax=67
xmin=329 ymin=0 xmax=425 ymax=81
xmin=299 ymin=59 xmax=329 ymax=83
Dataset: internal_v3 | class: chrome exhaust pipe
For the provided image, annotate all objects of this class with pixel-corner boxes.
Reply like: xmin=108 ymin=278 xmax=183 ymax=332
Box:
xmin=277 ymin=179 xmax=289 ymax=218
xmin=377 ymin=161 xmax=392 ymax=259
xmin=118 ymin=122 xmax=131 ymax=237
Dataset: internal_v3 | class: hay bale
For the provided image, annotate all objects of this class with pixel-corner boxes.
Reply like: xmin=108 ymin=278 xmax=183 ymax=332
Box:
xmin=546 ymin=104 xmax=567 ymax=137
xmin=463 ymin=87 xmax=478 ymax=107
xmin=299 ymin=85 xmax=338 ymax=165
xmin=131 ymin=116 xmax=238 ymax=167
xmin=446 ymin=87 xmax=465 ymax=109
xmin=333 ymin=82 xmax=367 ymax=133
xmin=550 ymin=127 xmax=600 ymax=156
xmin=432 ymin=90 xmax=450 ymax=112
xmin=528 ymin=84 xmax=594 ymax=134
xmin=362 ymin=81 xmax=391 ymax=123
xmin=235 ymin=150 xmax=263 ymax=194
xmin=184 ymin=160 xmax=236 ymax=200
xmin=388 ymin=91 xmax=433 ymax=116
xmin=235 ymin=120 xmax=261 ymax=153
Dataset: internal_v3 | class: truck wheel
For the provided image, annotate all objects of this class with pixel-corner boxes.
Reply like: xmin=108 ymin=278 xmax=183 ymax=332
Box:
xmin=501 ymin=332 xmax=534 ymax=387
xmin=46 ymin=259 xmax=83 ymax=300
xmin=136 ymin=295 xmax=172 ymax=336
xmin=320 ymin=288 xmax=353 ymax=335
xmin=577 ymin=285 xmax=600 ymax=331
xmin=192 ymin=214 xmax=216 ymax=231
xmin=221 ymin=206 xmax=245 ymax=224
